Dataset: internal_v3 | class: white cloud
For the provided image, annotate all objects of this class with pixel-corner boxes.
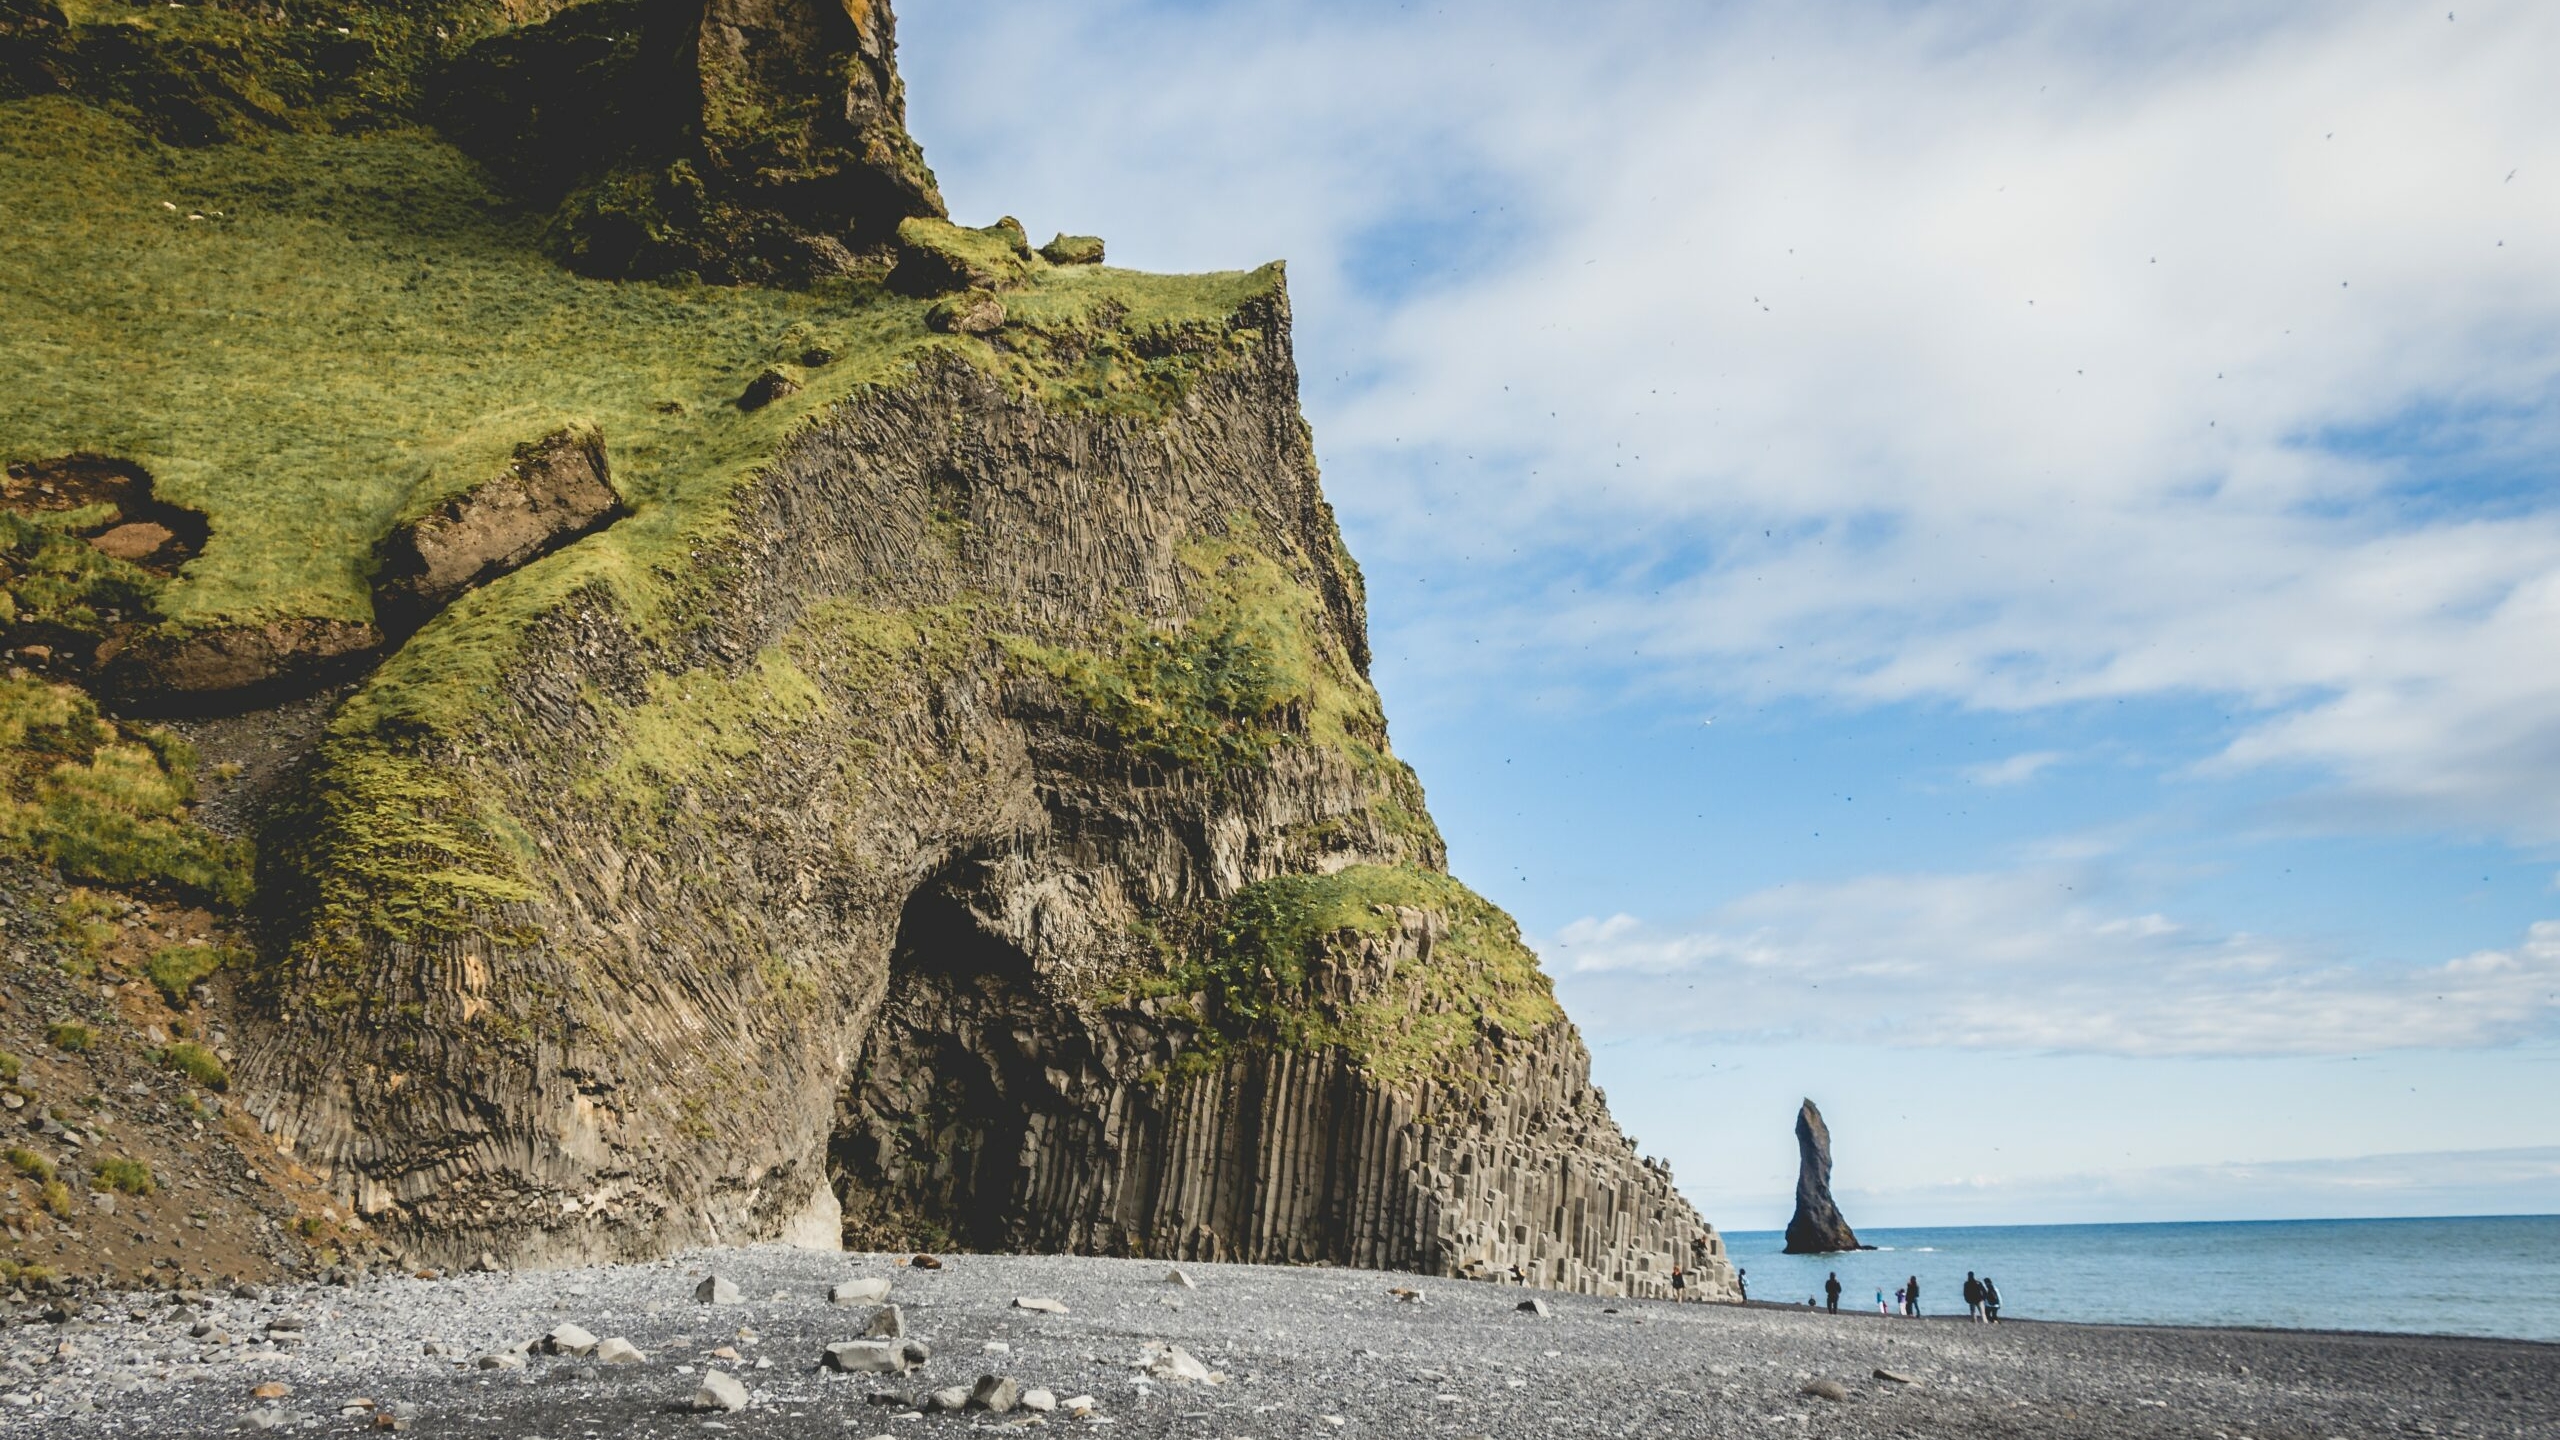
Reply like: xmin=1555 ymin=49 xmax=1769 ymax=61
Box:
xmin=1835 ymin=1146 xmax=2560 ymax=1225
xmin=904 ymin=0 xmax=2560 ymax=842
xmin=1966 ymin=750 xmax=2065 ymax=786
xmin=1546 ymin=869 xmax=2560 ymax=1057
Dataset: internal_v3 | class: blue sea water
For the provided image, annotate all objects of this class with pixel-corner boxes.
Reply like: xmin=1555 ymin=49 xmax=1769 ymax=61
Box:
xmin=1720 ymin=1215 xmax=2560 ymax=1342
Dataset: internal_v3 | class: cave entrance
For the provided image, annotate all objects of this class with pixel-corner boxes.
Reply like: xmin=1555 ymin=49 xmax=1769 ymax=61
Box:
xmin=832 ymin=875 xmax=1049 ymax=1253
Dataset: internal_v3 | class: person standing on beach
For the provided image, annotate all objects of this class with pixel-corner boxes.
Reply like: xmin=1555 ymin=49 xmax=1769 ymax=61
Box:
xmin=1876 ymin=1287 xmax=1888 ymax=1314
xmin=1982 ymin=1277 xmax=2003 ymax=1323
xmin=1671 ymin=1265 xmax=1687 ymax=1302
xmin=1736 ymin=1268 xmax=1749 ymax=1302
xmin=1905 ymin=1275 xmax=1920 ymax=1316
xmin=1963 ymin=1271 xmax=1986 ymax=1321
xmin=1824 ymin=1272 xmax=1842 ymax=1314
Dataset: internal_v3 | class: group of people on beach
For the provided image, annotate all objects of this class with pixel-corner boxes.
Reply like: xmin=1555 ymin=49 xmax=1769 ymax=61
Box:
xmin=1646 ymin=1263 xmax=2003 ymax=1322
xmin=1813 ymin=1269 xmax=2002 ymax=1321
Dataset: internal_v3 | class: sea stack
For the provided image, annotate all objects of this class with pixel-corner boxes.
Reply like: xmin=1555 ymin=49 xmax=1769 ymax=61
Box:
xmin=1783 ymin=1098 xmax=1863 ymax=1254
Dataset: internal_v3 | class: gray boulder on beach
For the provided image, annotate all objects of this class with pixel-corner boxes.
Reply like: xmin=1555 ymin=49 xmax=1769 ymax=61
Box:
xmin=696 ymin=1275 xmax=743 ymax=1305
xmin=831 ymin=1277 xmax=892 ymax=1305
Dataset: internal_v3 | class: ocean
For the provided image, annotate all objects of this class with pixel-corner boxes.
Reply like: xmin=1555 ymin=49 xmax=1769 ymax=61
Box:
xmin=1719 ymin=1215 xmax=2560 ymax=1342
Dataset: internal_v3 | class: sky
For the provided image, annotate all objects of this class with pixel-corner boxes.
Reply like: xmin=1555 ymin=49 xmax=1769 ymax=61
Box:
xmin=896 ymin=0 xmax=2560 ymax=1229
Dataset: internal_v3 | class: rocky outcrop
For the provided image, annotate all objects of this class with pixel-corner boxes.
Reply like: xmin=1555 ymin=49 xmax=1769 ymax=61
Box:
xmin=1040 ymin=234 xmax=1106 ymax=267
xmin=1783 ymin=1098 xmax=1862 ymax=1255
xmin=437 ymin=0 xmax=947 ymax=281
xmin=100 ymin=618 xmax=383 ymax=715
xmin=237 ymin=284 xmax=1735 ymax=1297
xmin=372 ymin=424 xmax=622 ymax=637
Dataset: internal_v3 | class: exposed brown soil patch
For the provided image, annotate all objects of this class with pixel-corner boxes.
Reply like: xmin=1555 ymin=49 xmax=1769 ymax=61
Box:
xmin=1 ymin=454 xmax=206 ymax=576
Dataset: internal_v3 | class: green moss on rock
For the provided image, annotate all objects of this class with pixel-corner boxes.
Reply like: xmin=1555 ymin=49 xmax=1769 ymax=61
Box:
xmin=1039 ymin=233 xmax=1104 ymax=267
xmin=1130 ymin=864 xmax=1563 ymax=1087
xmin=892 ymin=214 xmax=1038 ymax=295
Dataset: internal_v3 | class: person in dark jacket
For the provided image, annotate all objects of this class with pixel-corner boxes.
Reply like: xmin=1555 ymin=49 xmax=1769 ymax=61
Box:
xmin=1823 ymin=1272 xmax=1842 ymax=1314
xmin=1963 ymin=1271 xmax=1986 ymax=1321
xmin=1982 ymin=1277 xmax=2003 ymax=1323
xmin=1905 ymin=1275 xmax=1920 ymax=1316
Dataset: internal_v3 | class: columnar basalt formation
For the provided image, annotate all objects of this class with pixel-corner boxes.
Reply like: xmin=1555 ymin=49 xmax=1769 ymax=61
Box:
xmin=1 ymin=0 xmax=1736 ymax=1299
xmin=1783 ymin=1097 xmax=1862 ymax=1255
xmin=842 ymin=888 xmax=1729 ymax=1296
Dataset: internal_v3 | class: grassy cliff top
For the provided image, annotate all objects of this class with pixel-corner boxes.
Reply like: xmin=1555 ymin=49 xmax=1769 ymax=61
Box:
xmin=0 ymin=95 xmax=1277 ymax=638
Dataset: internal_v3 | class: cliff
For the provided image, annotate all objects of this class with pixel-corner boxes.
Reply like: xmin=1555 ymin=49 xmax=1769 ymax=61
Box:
xmin=0 ymin=0 xmax=1733 ymax=1299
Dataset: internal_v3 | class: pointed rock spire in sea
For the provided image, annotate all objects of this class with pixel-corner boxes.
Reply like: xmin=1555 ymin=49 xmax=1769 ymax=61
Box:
xmin=1783 ymin=1097 xmax=1869 ymax=1254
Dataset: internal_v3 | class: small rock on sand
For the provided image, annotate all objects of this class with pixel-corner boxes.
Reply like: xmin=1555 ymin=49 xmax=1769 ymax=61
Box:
xmin=1143 ymin=1342 xmax=1215 ymax=1383
xmin=1166 ymin=1268 xmax=1197 ymax=1289
xmin=1518 ymin=1298 xmax=1553 ymax=1317
xmin=693 ymin=1368 xmax=749 ymax=1412
xmin=1873 ymin=1368 xmax=1917 ymax=1385
xmin=863 ymin=1304 xmax=904 ymax=1339
xmin=542 ymin=1324 xmax=597 ymax=1356
xmin=831 ymin=1277 xmax=892 ymax=1305
xmin=595 ymin=1338 xmax=646 ymax=1366
xmin=822 ymin=1341 xmax=903 ymax=1375
xmin=1013 ymin=1296 xmax=1068 ymax=1314
xmin=696 ymin=1275 xmax=742 ymax=1306
xmin=1020 ymin=1388 xmax=1057 ymax=1413
xmin=1800 ymin=1379 xmax=1850 ymax=1402
xmin=968 ymin=1374 xmax=1021 ymax=1412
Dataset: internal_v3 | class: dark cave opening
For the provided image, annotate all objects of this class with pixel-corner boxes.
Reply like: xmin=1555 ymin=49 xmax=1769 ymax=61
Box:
xmin=831 ymin=876 xmax=1049 ymax=1252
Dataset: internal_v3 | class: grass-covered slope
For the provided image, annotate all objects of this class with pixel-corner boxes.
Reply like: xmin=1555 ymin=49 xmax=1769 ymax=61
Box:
xmin=0 ymin=90 xmax=1282 ymax=947
xmin=0 ymin=97 xmax=1271 ymax=635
